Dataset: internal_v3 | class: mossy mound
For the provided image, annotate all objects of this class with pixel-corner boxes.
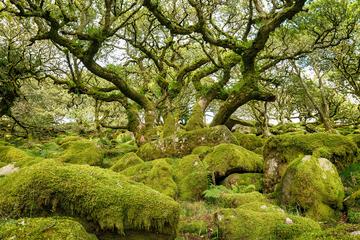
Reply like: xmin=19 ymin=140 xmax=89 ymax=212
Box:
xmin=58 ymin=139 xmax=103 ymax=166
xmin=173 ymin=154 xmax=209 ymax=201
xmin=221 ymin=173 xmax=264 ymax=192
xmin=295 ymin=224 xmax=360 ymax=240
xmin=264 ymin=133 xmax=358 ymax=192
xmin=232 ymin=132 xmax=265 ymax=153
xmin=178 ymin=219 xmax=208 ymax=237
xmin=203 ymin=144 xmax=263 ymax=180
xmin=110 ymin=152 xmax=144 ymax=172
xmin=215 ymin=204 xmax=321 ymax=240
xmin=0 ymin=160 xmax=179 ymax=236
xmin=121 ymin=158 xmax=178 ymax=198
xmin=0 ymin=145 xmax=40 ymax=167
xmin=0 ymin=217 xmax=97 ymax=240
xmin=278 ymin=155 xmax=344 ymax=221
xmin=270 ymin=123 xmax=306 ymax=135
xmin=220 ymin=191 xmax=266 ymax=208
xmin=191 ymin=145 xmax=213 ymax=159
xmin=137 ymin=125 xmax=238 ymax=161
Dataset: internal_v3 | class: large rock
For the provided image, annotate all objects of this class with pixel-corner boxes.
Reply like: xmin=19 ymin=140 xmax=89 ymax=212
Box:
xmin=110 ymin=152 xmax=144 ymax=172
xmin=0 ymin=145 xmax=40 ymax=167
xmin=203 ymin=144 xmax=263 ymax=181
xmin=137 ymin=126 xmax=238 ymax=161
xmin=0 ymin=160 xmax=179 ymax=237
xmin=215 ymin=201 xmax=321 ymax=240
xmin=263 ymin=133 xmax=358 ymax=192
xmin=232 ymin=132 xmax=265 ymax=153
xmin=278 ymin=155 xmax=344 ymax=221
xmin=58 ymin=138 xmax=103 ymax=166
xmin=0 ymin=217 xmax=97 ymax=240
xmin=120 ymin=158 xmax=178 ymax=198
xmin=173 ymin=154 xmax=209 ymax=201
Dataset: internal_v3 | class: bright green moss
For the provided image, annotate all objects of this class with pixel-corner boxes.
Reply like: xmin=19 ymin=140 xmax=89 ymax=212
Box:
xmin=270 ymin=123 xmax=306 ymax=135
xmin=203 ymin=144 xmax=263 ymax=179
xmin=221 ymin=173 xmax=264 ymax=192
xmin=295 ymin=224 xmax=360 ymax=240
xmin=178 ymin=219 xmax=208 ymax=236
xmin=58 ymin=139 xmax=103 ymax=166
xmin=0 ymin=217 xmax=97 ymax=240
xmin=278 ymin=155 xmax=344 ymax=221
xmin=55 ymin=135 xmax=83 ymax=145
xmin=137 ymin=126 xmax=238 ymax=161
xmin=232 ymin=133 xmax=265 ymax=152
xmin=219 ymin=191 xmax=266 ymax=208
xmin=191 ymin=146 xmax=213 ymax=159
xmin=215 ymin=205 xmax=321 ymax=240
xmin=173 ymin=155 xmax=209 ymax=201
xmin=264 ymin=133 xmax=358 ymax=192
xmin=0 ymin=146 xmax=41 ymax=167
xmin=121 ymin=158 xmax=178 ymax=198
xmin=110 ymin=152 xmax=144 ymax=172
xmin=0 ymin=160 xmax=179 ymax=236
xmin=185 ymin=103 xmax=205 ymax=131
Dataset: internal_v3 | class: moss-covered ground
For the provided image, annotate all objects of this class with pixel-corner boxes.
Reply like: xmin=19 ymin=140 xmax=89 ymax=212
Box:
xmin=1 ymin=130 xmax=360 ymax=239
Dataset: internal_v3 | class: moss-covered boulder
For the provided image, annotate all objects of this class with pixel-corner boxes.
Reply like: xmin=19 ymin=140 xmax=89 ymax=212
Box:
xmin=0 ymin=160 xmax=179 ymax=236
xmin=219 ymin=191 xmax=266 ymax=208
xmin=215 ymin=202 xmax=321 ymax=240
xmin=264 ymin=133 xmax=358 ymax=192
xmin=58 ymin=139 xmax=103 ymax=166
xmin=121 ymin=158 xmax=178 ymax=198
xmin=221 ymin=173 xmax=264 ymax=192
xmin=0 ymin=217 xmax=97 ymax=240
xmin=191 ymin=145 xmax=213 ymax=159
xmin=233 ymin=132 xmax=265 ymax=153
xmin=0 ymin=146 xmax=40 ymax=167
xmin=278 ymin=155 xmax=344 ymax=221
xmin=173 ymin=155 xmax=209 ymax=201
xmin=137 ymin=126 xmax=237 ymax=161
xmin=203 ymin=144 xmax=263 ymax=181
xmin=110 ymin=152 xmax=144 ymax=172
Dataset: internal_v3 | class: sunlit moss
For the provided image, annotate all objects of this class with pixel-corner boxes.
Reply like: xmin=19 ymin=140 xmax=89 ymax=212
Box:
xmin=278 ymin=155 xmax=344 ymax=221
xmin=173 ymin=154 xmax=209 ymax=201
xmin=203 ymin=144 xmax=263 ymax=180
xmin=110 ymin=152 xmax=143 ymax=172
xmin=121 ymin=158 xmax=178 ymax=198
xmin=264 ymin=133 xmax=358 ymax=192
xmin=58 ymin=139 xmax=103 ymax=166
xmin=0 ymin=160 xmax=179 ymax=236
xmin=137 ymin=126 xmax=238 ymax=161
xmin=0 ymin=217 xmax=97 ymax=240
